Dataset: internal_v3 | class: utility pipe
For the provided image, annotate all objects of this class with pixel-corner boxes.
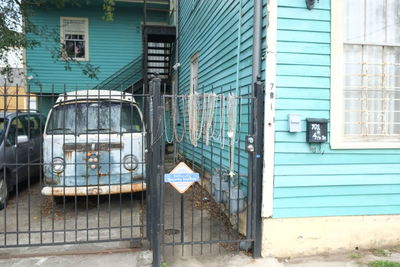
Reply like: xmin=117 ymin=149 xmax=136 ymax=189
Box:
xmin=252 ymin=0 xmax=263 ymax=83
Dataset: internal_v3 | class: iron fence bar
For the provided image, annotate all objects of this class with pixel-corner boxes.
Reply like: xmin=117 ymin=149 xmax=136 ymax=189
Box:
xmin=15 ymin=84 xmax=19 ymax=246
xmin=0 ymin=237 xmax=145 ymax=249
xmin=164 ymin=238 xmax=255 ymax=246
xmin=0 ymin=225 xmax=145 ymax=235
xmin=251 ymin=80 xmax=264 ymax=258
xmin=209 ymin=85 xmax=214 ymax=254
xmin=3 ymin=83 xmax=7 ymax=248
xmin=236 ymin=89 xmax=243 ymax=251
xmin=149 ymin=76 xmax=163 ymax=267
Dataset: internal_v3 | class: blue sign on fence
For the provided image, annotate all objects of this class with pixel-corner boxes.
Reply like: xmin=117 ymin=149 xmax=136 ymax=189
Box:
xmin=164 ymin=173 xmax=199 ymax=183
xmin=164 ymin=162 xmax=199 ymax=193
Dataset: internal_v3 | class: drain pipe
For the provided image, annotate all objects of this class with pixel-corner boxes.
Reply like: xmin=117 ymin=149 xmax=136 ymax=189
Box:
xmin=250 ymin=0 xmax=263 ymax=259
xmin=173 ymin=0 xmax=179 ymax=162
xmin=174 ymin=0 xmax=179 ymax=96
xmin=252 ymin=0 xmax=263 ymax=83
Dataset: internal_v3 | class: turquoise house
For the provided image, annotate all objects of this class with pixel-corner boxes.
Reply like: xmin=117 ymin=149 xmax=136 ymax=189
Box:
xmin=26 ymin=0 xmax=175 ymax=114
xmin=25 ymin=0 xmax=400 ymax=259
xmin=176 ymin=0 xmax=400 ymax=258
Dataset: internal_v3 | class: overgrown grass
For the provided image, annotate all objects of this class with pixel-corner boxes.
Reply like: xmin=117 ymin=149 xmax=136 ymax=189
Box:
xmin=351 ymin=253 xmax=361 ymax=259
xmin=369 ymin=260 xmax=400 ymax=267
xmin=372 ymin=249 xmax=391 ymax=257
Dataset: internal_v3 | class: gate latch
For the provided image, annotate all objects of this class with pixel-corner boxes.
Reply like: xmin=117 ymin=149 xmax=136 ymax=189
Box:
xmin=246 ymin=135 xmax=255 ymax=153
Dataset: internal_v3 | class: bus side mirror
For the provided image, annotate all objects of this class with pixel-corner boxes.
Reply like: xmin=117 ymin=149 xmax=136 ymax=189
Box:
xmin=16 ymin=135 xmax=29 ymax=146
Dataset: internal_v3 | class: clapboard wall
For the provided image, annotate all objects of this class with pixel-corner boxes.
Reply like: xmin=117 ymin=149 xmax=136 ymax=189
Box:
xmin=273 ymin=0 xmax=400 ymax=218
xmin=177 ymin=0 xmax=267 ymax=191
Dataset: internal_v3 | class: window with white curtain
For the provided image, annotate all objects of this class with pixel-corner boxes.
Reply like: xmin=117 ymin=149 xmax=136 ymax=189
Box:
xmin=190 ymin=53 xmax=199 ymax=94
xmin=331 ymin=0 xmax=400 ymax=148
xmin=60 ymin=17 xmax=89 ymax=61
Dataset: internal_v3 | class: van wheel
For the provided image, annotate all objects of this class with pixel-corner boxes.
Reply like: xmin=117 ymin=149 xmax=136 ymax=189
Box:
xmin=0 ymin=173 xmax=9 ymax=210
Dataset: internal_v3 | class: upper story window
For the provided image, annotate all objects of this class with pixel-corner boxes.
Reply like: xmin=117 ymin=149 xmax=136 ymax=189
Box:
xmin=190 ymin=53 xmax=199 ymax=94
xmin=331 ymin=1 xmax=400 ymax=149
xmin=60 ymin=17 xmax=89 ymax=61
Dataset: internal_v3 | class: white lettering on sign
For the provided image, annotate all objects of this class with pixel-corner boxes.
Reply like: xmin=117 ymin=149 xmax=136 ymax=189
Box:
xmin=311 ymin=123 xmax=320 ymax=131
xmin=164 ymin=162 xmax=199 ymax=194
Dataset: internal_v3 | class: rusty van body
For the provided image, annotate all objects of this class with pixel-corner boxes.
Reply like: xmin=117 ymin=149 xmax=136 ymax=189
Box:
xmin=41 ymin=90 xmax=146 ymax=196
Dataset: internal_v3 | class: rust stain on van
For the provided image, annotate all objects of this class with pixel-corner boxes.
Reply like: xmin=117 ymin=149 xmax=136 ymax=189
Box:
xmin=64 ymin=151 xmax=72 ymax=161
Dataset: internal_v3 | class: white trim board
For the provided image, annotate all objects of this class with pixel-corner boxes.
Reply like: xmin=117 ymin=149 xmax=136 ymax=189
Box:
xmin=261 ymin=0 xmax=277 ymax=218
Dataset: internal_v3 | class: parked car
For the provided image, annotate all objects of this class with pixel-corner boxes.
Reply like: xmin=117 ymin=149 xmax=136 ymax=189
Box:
xmin=0 ymin=112 xmax=46 ymax=209
xmin=41 ymin=90 xmax=146 ymax=197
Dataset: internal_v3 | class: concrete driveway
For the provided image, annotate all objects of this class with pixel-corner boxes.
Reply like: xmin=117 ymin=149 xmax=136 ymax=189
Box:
xmin=0 ymin=179 xmax=145 ymax=246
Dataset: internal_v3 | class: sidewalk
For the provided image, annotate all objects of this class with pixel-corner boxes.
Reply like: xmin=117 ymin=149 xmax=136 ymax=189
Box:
xmin=1 ymin=245 xmax=399 ymax=267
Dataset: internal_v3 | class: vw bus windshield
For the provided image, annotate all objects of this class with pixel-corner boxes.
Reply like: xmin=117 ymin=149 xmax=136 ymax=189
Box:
xmin=46 ymin=101 xmax=143 ymax=135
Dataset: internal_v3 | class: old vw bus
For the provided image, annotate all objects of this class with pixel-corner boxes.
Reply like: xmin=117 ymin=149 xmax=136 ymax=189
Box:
xmin=41 ymin=90 xmax=146 ymax=196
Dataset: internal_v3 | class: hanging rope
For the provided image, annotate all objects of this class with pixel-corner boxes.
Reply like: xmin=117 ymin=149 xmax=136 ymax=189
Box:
xmin=227 ymin=93 xmax=238 ymax=177
xmin=173 ymin=95 xmax=186 ymax=143
xmin=188 ymin=92 xmax=199 ymax=146
xmin=163 ymin=95 xmax=174 ymax=144
xmin=203 ymin=93 xmax=217 ymax=146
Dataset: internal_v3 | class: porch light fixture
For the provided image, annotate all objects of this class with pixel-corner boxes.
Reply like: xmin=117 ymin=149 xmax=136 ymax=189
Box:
xmin=306 ymin=0 xmax=319 ymax=10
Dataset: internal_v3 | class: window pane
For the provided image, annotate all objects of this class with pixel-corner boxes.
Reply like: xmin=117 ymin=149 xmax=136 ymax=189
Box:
xmin=75 ymin=41 xmax=85 ymax=58
xmin=65 ymin=40 xmax=75 ymax=57
xmin=345 ymin=0 xmax=365 ymax=42
xmin=385 ymin=47 xmax=400 ymax=135
xmin=47 ymin=102 xmax=142 ymax=134
xmin=365 ymin=0 xmax=385 ymax=42
xmin=344 ymin=45 xmax=363 ymax=135
xmin=63 ymin=19 xmax=86 ymax=34
xmin=7 ymin=118 xmax=26 ymax=145
xmin=387 ymin=0 xmax=400 ymax=44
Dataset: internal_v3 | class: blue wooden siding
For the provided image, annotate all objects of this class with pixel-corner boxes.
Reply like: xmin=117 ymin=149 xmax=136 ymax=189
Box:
xmin=177 ymin=0 xmax=267 ymax=191
xmin=26 ymin=3 xmax=166 ymax=93
xmin=273 ymin=0 xmax=400 ymax=218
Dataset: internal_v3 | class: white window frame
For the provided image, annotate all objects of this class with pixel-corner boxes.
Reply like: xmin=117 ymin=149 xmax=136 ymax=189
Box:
xmin=60 ymin=17 xmax=89 ymax=61
xmin=331 ymin=1 xmax=400 ymax=149
xmin=190 ymin=53 xmax=199 ymax=94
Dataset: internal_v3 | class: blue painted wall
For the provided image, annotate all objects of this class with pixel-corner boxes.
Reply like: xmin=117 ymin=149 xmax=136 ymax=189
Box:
xmin=273 ymin=0 xmax=400 ymax=218
xmin=177 ymin=0 xmax=267 ymax=191
xmin=26 ymin=2 xmax=167 ymax=114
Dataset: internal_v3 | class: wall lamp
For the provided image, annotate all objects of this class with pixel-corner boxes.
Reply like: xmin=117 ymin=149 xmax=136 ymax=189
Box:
xmin=306 ymin=0 xmax=319 ymax=10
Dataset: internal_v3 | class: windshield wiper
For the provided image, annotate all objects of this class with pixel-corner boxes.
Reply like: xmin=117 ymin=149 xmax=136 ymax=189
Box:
xmin=48 ymin=128 xmax=74 ymax=134
xmin=87 ymin=128 xmax=118 ymax=134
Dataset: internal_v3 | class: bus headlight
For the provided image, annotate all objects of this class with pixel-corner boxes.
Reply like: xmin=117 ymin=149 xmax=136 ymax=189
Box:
xmin=52 ymin=157 xmax=65 ymax=174
xmin=123 ymin=155 xmax=138 ymax=171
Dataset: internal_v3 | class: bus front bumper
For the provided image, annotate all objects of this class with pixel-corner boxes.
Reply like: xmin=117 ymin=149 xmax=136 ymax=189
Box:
xmin=41 ymin=183 xmax=147 ymax=196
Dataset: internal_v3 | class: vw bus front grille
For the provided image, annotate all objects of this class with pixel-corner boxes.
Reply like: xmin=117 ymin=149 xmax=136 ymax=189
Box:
xmin=63 ymin=143 xmax=122 ymax=151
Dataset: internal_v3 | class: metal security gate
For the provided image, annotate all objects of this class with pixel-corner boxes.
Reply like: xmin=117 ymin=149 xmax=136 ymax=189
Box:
xmin=0 ymin=84 xmax=150 ymax=248
xmin=0 ymin=77 xmax=262 ymax=265
xmin=147 ymin=77 xmax=263 ymax=266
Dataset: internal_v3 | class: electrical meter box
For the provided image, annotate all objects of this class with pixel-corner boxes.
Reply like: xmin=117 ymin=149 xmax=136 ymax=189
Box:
xmin=306 ymin=118 xmax=328 ymax=143
xmin=288 ymin=114 xmax=302 ymax=132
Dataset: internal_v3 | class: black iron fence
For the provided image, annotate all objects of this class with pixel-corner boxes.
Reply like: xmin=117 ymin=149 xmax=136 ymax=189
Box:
xmin=0 ymin=78 xmax=262 ymax=266
xmin=148 ymin=78 xmax=263 ymax=265
xmin=0 ymin=84 xmax=149 ymax=247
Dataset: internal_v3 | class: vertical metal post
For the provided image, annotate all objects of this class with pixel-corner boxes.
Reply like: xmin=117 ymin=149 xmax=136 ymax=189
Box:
xmin=252 ymin=79 xmax=264 ymax=258
xmin=149 ymin=76 xmax=164 ymax=267
xmin=144 ymin=0 xmax=147 ymax=25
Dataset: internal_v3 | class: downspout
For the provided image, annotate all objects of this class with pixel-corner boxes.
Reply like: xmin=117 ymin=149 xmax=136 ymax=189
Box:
xmin=252 ymin=0 xmax=263 ymax=83
xmin=174 ymin=0 xmax=179 ymax=96
xmin=262 ymin=0 xmax=277 ymax=220
xmin=251 ymin=0 xmax=263 ymax=258
xmin=235 ymin=0 xmax=243 ymax=95
xmin=173 ymin=0 xmax=179 ymax=161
